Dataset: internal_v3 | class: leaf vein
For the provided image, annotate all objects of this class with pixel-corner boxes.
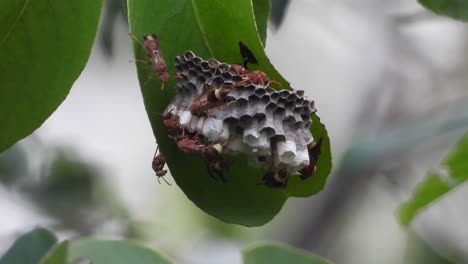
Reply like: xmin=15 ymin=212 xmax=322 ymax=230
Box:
xmin=0 ymin=0 xmax=31 ymax=49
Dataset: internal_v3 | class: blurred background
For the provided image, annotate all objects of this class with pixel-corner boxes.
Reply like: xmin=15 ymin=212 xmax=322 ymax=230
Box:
xmin=1 ymin=0 xmax=468 ymax=263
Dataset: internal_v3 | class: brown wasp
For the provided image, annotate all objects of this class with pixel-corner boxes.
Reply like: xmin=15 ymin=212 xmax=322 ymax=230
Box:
xmin=171 ymin=133 xmax=203 ymax=154
xmin=171 ymin=133 xmax=228 ymax=182
xmin=190 ymin=84 xmax=236 ymax=116
xmin=238 ymin=70 xmax=281 ymax=87
xmin=129 ymin=33 xmax=170 ymax=90
xmin=200 ymin=143 xmax=229 ymax=182
xmin=162 ymin=109 xmax=180 ymax=132
xmin=152 ymin=148 xmax=171 ymax=185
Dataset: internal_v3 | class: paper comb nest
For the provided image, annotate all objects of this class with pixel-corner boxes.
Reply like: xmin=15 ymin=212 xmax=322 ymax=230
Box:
xmin=165 ymin=51 xmax=317 ymax=178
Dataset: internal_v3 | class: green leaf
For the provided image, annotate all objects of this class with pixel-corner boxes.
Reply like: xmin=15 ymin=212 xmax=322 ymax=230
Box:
xmin=243 ymin=242 xmax=331 ymax=264
xmin=253 ymin=0 xmax=271 ymax=46
xmin=419 ymin=0 xmax=468 ymax=21
xmin=0 ymin=227 xmax=57 ymax=264
xmin=398 ymin=132 xmax=468 ymax=225
xmin=398 ymin=173 xmax=451 ymax=225
xmin=41 ymin=240 xmax=173 ymax=264
xmin=128 ymin=0 xmax=331 ymax=226
xmin=39 ymin=242 xmax=69 ymax=264
xmin=0 ymin=0 xmax=103 ymax=152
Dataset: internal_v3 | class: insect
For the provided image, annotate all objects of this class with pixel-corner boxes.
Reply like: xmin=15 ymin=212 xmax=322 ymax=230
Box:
xmin=162 ymin=109 xmax=180 ymax=132
xmin=152 ymin=148 xmax=171 ymax=185
xmin=238 ymin=70 xmax=281 ymax=87
xmin=129 ymin=33 xmax=170 ymax=90
xmin=190 ymin=84 xmax=235 ymax=116
xmin=238 ymin=41 xmax=258 ymax=70
xmin=172 ymin=133 xmax=204 ymax=154
xmin=200 ymin=143 xmax=229 ymax=182
xmin=262 ymin=168 xmax=289 ymax=188
xmin=171 ymin=132 xmax=228 ymax=182
xmin=299 ymin=139 xmax=322 ymax=180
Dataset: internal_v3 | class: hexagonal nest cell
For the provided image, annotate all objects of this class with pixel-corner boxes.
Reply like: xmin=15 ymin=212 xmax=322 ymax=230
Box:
xmin=164 ymin=51 xmax=318 ymax=187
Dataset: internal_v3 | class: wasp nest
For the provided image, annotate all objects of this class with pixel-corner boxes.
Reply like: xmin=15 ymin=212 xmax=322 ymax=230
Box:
xmin=165 ymin=51 xmax=316 ymax=177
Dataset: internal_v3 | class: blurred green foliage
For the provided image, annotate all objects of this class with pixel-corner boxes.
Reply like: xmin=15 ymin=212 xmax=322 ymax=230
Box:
xmin=419 ymin=0 xmax=468 ymax=21
xmin=0 ymin=0 xmax=103 ymax=152
xmin=0 ymin=228 xmax=57 ymax=264
xmin=399 ymin=133 xmax=468 ymax=225
xmin=243 ymin=242 xmax=331 ymax=264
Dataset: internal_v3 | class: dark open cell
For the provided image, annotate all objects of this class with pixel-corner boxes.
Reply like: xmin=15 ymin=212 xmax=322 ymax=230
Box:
xmin=266 ymin=102 xmax=276 ymax=112
xmin=186 ymin=82 xmax=197 ymax=91
xmin=285 ymin=101 xmax=296 ymax=110
xmin=280 ymin=90 xmax=290 ymax=98
xmin=228 ymin=66 xmax=239 ymax=75
xmin=273 ymin=106 xmax=286 ymax=116
xmin=261 ymin=126 xmax=275 ymax=137
xmin=218 ymin=63 xmax=230 ymax=73
xmin=188 ymin=69 xmax=198 ymax=78
xmin=222 ymin=72 xmax=233 ymax=80
xmin=282 ymin=115 xmax=296 ymax=127
xmin=255 ymin=88 xmax=266 ymax=96
xmin=186 ymin=61 xmax=195 ymax=68
xmin=270 ymin=134 xmax=286 ymax=143
xmin=213 ymin=76 xmax=225 ymax=85
xmin=225 ymin=95 xmax=236 ymax=102
xmin=236 ymin=97 xmax=249 ymax=108
xmin=239 ymin=115 xmax=253 ymax=126
xmin=296 ymin=89 xmax=305 ymax=96
xmin=194 ymin=65 xmax=203 ymax=73
xmin=201 ymin=61 xmax=210 ymax=71
xmin=196 ymin=76 xmax=206 ymax=85
xmin=193 ymin=57 xmax=202 ymax=65
xmin=248 ymin=94 xmax=260 ymax=102
xmin=183 ymin=51 xmax=195 ymax=61
xmin=260 ymin=94 xmax=270 ymax=103
xmin=208 ymin=58 xmax=219 ymax=67
xmin=277 ymin=97 xmax=288 ymax=107
xmin=203 ymin=71 xmax=212 ymax=78
xmin=287 ymin=93 xmax=298 ymax=101
xmin=232 ymin=75 xmax=243 ymax=82
xmin=254 ymin=113 xmax=266 ymax=122
xmin=294 ymin=121 xmax=303 ymax=130
xmin=271 ymin=92 xmax=280 ymax=101
xmin=224 ymin=117 xmax=238 ymax=125
xmin=245 ymin=85 xmax=256 ymax=92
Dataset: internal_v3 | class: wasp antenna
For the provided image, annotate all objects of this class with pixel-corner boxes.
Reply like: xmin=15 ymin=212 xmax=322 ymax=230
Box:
xmin=238 ymin=41 xmax=258 ymax=69
xmin=128 ymin=32 xmax=145 ymax=47
xmin=161 ymin=176 xmax=172 ymax=186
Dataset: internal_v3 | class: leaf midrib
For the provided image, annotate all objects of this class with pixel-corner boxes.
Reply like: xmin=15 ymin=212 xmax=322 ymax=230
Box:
xmin=189 ymin=0 xmax=215 ymax=57
xmin=0 ymin=0 xmax=31 ymax=48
